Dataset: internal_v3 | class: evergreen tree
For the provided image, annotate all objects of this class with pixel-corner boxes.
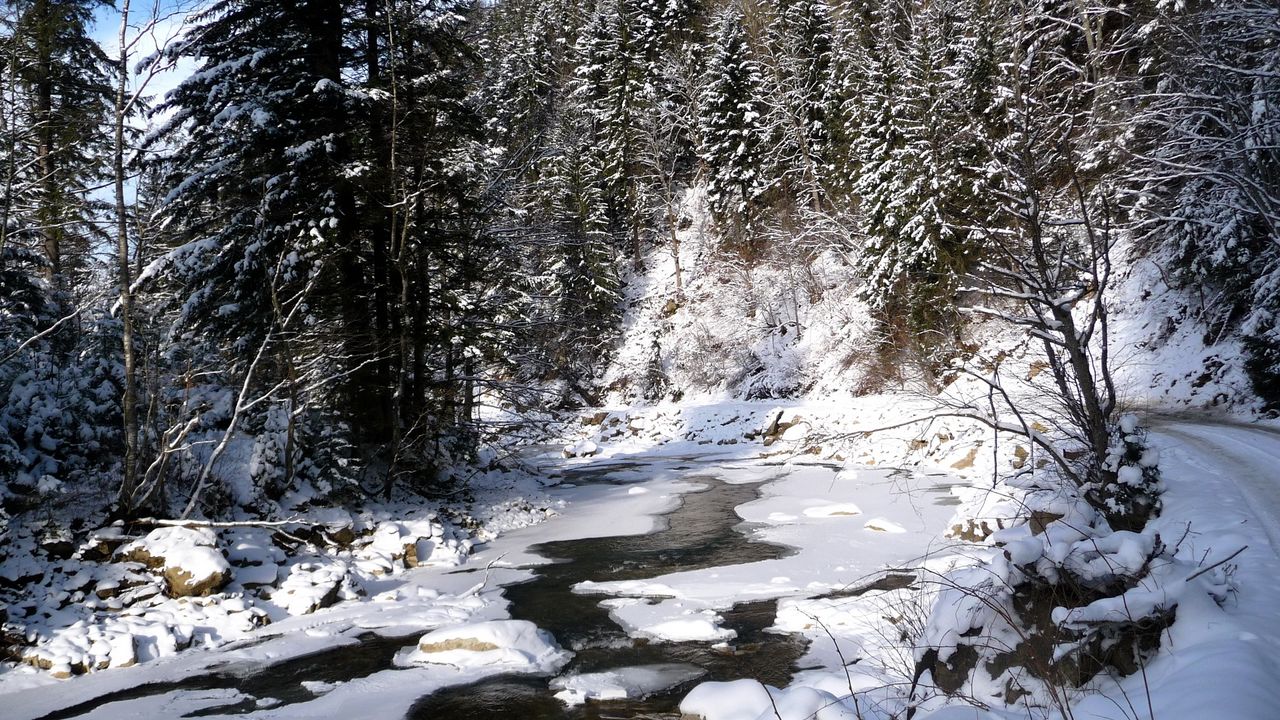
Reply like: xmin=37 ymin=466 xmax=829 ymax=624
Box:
xmin=759 ymin=0 xmax=840 ymax=212
xmin=850 ymin=4 xmax=912 ymax=311
xmin=849 ymin=0 xmax=986 ymax=368
xmin=149 ymin=0 xmax=353 ymax=353
xmin=700 ymin=6 xmax=767 ymax=251
xmin=1 ymin=0 xmax=111 ymax=295
xmin=146 ymin=0 xmax=488 ymax=509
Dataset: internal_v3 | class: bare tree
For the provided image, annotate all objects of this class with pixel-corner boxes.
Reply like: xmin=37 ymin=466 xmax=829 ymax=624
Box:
xmin=638 ymin=45 xmax=702 ymax=302
xmin=956 ymin=0 xmax=1155 ymax=527
xmin=111 ymin=0 xmax=191 ymax=515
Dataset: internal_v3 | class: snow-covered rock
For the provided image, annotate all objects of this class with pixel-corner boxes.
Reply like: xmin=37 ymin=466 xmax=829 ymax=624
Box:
xmin=551 ymin=663 xmax=704 ymax=706
xmin=398 ymin=619 xmax=570 ymax=674
xmin=116 ymin=527 xmax=231 ymax=598
xmin=563 ymin=439 xmax=600 ymax=458
xmin=681 ymin=680 xmax=858 ymax=720
xmin=269 ymin=561 xmax=355 ymax=615
xmin=862 ymin=517 xmax=906 ymax=534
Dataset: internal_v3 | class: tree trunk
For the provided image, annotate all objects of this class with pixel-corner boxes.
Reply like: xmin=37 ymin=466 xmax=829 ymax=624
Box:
xmin=33 ymin=0 xmax=62 ymax=286
xmin=114 ymin=0 xmax=141 ymax=514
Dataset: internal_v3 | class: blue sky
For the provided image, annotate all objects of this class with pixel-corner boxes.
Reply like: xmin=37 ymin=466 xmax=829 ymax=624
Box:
xmin=90 ymin=0 xmax=202 ymax=113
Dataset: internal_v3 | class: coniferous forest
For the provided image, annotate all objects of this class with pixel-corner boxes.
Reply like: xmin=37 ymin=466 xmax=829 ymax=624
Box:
xmin=3 ymin=0 xmax=1276 ymax=522
xmin=1 ymin=0 xmax=1279 ymax=714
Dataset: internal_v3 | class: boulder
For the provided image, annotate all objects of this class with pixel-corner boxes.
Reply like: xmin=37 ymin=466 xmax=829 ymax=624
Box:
xmin=163 ymin=552 xmax=232 ymax=597
xmin=116 ymin=527 xmax=231 ymax=598
xmin=562 ymin=439 xmax=599 ymax=458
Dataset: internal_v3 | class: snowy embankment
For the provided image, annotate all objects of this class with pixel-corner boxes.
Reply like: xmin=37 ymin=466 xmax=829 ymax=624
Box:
xmin=1075 ymin=419 xmax=1280 ymax=720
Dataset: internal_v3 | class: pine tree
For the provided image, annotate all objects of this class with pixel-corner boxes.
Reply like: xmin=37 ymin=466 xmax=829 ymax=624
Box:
xmin=1 ymin=0 xmax=111 ymax=295
xmin=700 ymin=6 xmax=767 ymax=251
xmin=759 ymin=0 xmax=840 ymax=212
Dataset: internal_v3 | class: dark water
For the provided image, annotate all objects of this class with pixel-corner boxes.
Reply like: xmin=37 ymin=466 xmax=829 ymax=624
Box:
xmin=36 ymin=463 xmax=810 ymax=720
xmin=35 ymin=631 xmax=421 ymax=720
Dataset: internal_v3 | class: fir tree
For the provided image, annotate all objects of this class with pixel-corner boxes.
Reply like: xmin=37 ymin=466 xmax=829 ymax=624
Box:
xmin=1 ymin=0 xmax=111 ymax=295
xmin=759 ymin=0 xmax=840 ymax=212
xmin=700 ymin=6 xmax=767 ymax=251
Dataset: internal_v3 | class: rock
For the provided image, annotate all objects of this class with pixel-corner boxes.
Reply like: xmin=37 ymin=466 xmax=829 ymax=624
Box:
xmin=235 ymin=562 xmax=280 ymax=588
xmin=1028 ymin=510 xmax=1064 ymax=535
xmin=418 ymin=637 xmax=500 ymax=653
xmin=863 ymin=517 xmax=907 ymax=533
xmin=94 ymin=578 xmax=128 ymax=600
xmin=760 ymin=413 xmax=808 ymax=446
xmin=1027 ymin=360 xmax=1049 ymax=380
xmin=404 ymin=619 xmax=570 ymax=673
xmin=1012 ymin=445 xmax=1029 ymax=469
xmin=949 ymin=518 xmax=1006 ymax=542
xmin=274 ymin=562 xmax=350 ymax=615
xmin=116 ymin=527 xmax=232 ymax=598
xmin=562 ymin=439 xmax=599 ymax=458
xmin=581 ymin=411 xmax=610 ymax=426
xmin=403 ymin=539 xmax=434 ymax=568
xmin=164 ymin=559 xmax=232 ymax=597
xmin=950 ymin=446 xmax=979 ymax=469
xmin=40 ymin=539 xmax=75 ymax=561
xmin=779 ymin=422 xmax=810 ymax=442
xmin=327 ymin=526 xmax=357 ymax=546
xmin=78 ymin=527 xmax=129 ymax=561
xmin=923 ymin=643 xmax=981 ymax=695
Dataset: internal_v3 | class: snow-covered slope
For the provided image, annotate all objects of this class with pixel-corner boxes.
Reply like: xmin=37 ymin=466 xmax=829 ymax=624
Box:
xmin=602 ymin=190 xmax=1264 ymax=420
xmin=603 ymin=189 xmax=881 ymax=403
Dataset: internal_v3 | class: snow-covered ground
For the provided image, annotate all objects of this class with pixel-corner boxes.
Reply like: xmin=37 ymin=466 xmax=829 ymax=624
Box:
xmin=7 ymin=408 xmax=1279 ymax=720
xmin=1100 ymin=419 xmax=1280 ymax=720
xmin=0 ymin=405 xmax=980 ymax=719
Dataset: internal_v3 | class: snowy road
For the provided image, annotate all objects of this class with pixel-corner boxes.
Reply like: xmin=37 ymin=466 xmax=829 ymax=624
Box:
xmin=1149 ymin=418 xmax=1280 ymax=551
xmin=1107 ymin=417 xmax=1280 ymax=720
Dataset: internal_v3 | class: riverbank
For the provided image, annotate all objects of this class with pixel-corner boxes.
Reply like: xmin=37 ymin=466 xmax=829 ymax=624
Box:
xmin=0 ymin=408 xmax=977 ymax=719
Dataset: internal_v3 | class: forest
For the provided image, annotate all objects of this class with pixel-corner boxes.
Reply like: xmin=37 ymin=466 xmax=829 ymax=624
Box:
xmin=1 ymin=0 xmax=1275 ymax=522
xmin=1 ymin=0 xmax=1279 ymax=717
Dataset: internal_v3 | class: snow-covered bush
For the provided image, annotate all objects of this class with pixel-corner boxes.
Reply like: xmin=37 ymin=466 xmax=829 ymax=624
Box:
xmin=1 ymin=295 xmax=124 ymax=515
xmin=1087 ymin=417 xmax=1162 ymax=531
xmin=912 ymin=430 xmax=1170 ymax=714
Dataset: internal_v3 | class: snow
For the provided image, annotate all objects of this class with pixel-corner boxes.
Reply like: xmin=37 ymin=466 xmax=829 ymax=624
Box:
xmin=680 ymin=679 xmax=859 ymax=720
xmin=397 ymin=619 xmax=570 ymax=674
xmin=551 ymin=663 xmax=704 ymax=706
xmin=802 ymin=503 xmax=862 ymax=518
xmin=599 ymin=598 xmax=736 ymax=642
xmin=680 ymin=679 xmax=778 ymax=720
